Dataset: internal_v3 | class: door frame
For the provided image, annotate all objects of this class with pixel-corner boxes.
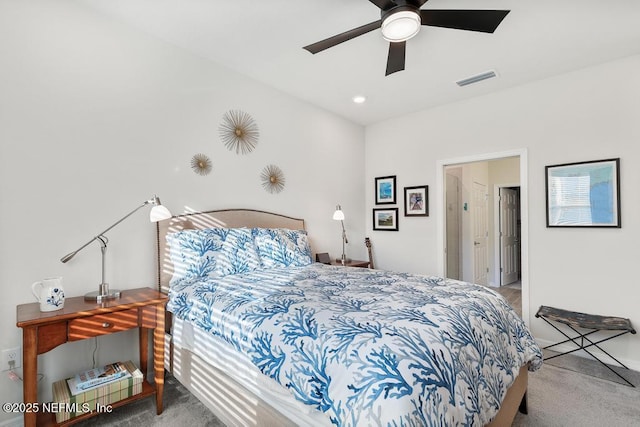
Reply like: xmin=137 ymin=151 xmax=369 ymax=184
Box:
xmin=494 ymin=183 xmax=520 ymax=287
xmin=436 ymin=148 xmax=530 ymax=325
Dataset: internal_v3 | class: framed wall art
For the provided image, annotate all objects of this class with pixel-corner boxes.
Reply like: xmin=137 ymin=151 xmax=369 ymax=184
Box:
xmin=545 ymin=158 xmax=620 ymax=228
xmin=375 ymin=175 xmax=396 ymax=205
xmin=404 ymin=185 xmax=428 ymax=216
xmin=373 ymin=208 xmax=398 ymax=231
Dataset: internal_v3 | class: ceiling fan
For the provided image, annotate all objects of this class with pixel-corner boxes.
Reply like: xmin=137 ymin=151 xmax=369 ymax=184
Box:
xmin=303 ymin=0 xmax=510 ymax=76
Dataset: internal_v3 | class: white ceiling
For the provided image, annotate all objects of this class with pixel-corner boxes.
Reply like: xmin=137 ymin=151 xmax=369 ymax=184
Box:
xmin=80 ymin=0 xmax=640 ymax=126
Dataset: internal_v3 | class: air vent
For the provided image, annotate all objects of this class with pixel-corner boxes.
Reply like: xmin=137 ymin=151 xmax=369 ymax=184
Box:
xmin=456 ymin=70 xmax=497 ymax=87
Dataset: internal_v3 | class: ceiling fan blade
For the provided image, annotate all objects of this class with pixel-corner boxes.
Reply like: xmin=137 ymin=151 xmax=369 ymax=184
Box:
xmin=420 ymin=10 xmax=510 ymax=33
xmin=369 ymin=0 xmax=396 ymax=10
xmin=303 ymin=20 xmax=382 ymax=54
xmin=386 ymin=41 xmax=406 ymax=76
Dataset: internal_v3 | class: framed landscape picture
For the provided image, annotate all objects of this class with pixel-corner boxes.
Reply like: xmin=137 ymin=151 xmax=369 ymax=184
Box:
xmin=545 ymin=158 xmax=620 ymax=228
xmin=375 ymin=175 xmax=396 ymax=205
xmin=373 ymin=208 xmax=398 ymax=231
xmin=404 ymin=185 xmax=428 ymax=216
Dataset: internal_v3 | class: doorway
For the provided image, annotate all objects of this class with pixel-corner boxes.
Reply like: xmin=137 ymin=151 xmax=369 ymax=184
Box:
xmin=437 ymin=149 xmax=530 ymax=324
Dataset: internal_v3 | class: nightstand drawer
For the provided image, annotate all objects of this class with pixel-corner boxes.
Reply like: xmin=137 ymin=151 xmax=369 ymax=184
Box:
xmin=68 ymin=308 xmax=139 ymax=341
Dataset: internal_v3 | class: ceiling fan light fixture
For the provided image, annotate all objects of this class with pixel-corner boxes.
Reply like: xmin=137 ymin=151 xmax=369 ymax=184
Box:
xmin=381 ymin=10 xmax=421 ymax=42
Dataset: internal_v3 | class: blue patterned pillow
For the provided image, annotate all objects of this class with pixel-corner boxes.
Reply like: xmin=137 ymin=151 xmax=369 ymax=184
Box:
xmin=166 ymin=228 xmax=220 ymax=287
xmin=216 ymin=228 xmax=262 ymax=276
xmin=166 ymin=228 xmax=261 ymax=285
xmin=253 ymin=228 xmax=312 ymax=268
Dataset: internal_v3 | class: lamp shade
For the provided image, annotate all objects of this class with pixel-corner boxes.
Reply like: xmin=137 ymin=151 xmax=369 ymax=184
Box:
xmin=381 ymin=10 xmax=421 ymax=42
xmin=150 ymin=204 xmax=172 ymax=222
xmin=333 ymin=205 xmax=345 ymax=221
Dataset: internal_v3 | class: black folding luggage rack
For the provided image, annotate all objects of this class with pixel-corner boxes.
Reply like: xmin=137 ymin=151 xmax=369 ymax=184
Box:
xmin=535 ymin=305 xmax=637 ymax=387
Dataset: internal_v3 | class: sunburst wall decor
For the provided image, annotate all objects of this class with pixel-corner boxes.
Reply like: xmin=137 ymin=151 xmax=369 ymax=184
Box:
xmin=219 ymin=110 xmax=259 ymax=155
xmin=190 ymin=153 xmax=212 ymax=176
xmin=260 ymin=164 xmax=285 ymax=194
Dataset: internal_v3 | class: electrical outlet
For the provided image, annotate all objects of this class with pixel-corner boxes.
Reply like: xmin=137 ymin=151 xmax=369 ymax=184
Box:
xmin=2 ymin=347 xmax=21 ymax=371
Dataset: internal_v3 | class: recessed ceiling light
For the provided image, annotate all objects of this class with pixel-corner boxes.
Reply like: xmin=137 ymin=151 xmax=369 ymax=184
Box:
xmin=352 ymin=95 xmax=367 ymax=104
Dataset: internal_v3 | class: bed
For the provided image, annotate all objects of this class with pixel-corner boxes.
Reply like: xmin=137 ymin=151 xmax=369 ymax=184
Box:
xmin=156 ymin=209 xmax=542 ymax=426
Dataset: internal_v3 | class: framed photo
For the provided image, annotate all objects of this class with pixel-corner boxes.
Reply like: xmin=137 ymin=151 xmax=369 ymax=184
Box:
xmin=404 ymin=185 xmax=429 ymax=216
xmin=373 ymin=208 xmax=398 ymax=231
xmin=375 ymin=175 xmax=396 ymax=205
xmin=545 ymin=158 xmax=620 ymax=228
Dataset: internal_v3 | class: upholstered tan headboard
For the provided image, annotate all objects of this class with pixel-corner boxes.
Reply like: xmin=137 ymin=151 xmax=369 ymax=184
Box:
xmin=156 ymin=209 xmax=306 ymax=294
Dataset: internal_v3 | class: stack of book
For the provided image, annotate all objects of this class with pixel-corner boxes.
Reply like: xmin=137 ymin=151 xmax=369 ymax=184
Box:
xmin=52 ymin=360 xmax=143 ymax=423
xmin=69 ymin=361 xmax=131 ymax=394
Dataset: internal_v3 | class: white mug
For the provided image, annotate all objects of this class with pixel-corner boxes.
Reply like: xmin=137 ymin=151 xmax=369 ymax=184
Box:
xmin=31 ymin=277 xmax=65 ymax=312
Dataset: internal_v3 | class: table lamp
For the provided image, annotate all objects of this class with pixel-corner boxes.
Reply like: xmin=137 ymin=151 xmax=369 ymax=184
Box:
xmin=60 ymin=195 xmax=172 ymax=302
xmin=333 ymin=204 xmax=348 ymax=265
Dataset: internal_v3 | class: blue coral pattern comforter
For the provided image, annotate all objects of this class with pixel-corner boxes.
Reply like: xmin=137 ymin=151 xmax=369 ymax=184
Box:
xmin=167 ymin=263 xmax=542 ymax=426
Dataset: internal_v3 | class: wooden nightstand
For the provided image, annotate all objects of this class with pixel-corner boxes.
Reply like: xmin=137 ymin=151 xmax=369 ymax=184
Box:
xmin=331 ymin=259 xmax=370 ymax=268
xmin=16 ymin=287 xmax=167 ymax=427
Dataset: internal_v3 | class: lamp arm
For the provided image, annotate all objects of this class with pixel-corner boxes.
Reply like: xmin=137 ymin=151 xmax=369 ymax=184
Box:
xmin=341 ymin=220 xmax=348 ymax=244
xmin=60 ymin=200 xmax=150 ymax=263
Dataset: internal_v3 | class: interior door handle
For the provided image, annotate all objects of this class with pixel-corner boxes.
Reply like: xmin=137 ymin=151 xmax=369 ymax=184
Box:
xmin=474 ymin=241 xmax=480 ymax=246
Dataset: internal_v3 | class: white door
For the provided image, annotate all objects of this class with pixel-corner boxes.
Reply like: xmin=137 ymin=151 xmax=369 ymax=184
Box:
xmin=472 ymin=182 xmax=488 ymax=285
xmin=500 ymin=188 xmax=520 ymax=285
xmin=445 ymin=173 xmax=461 ymax=280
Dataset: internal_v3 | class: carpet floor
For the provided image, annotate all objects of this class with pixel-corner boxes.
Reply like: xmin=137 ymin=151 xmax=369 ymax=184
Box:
xmin=73 ymin=374 xmax=224 ymax=427
xmin=513 ymin=362 xmax=640 ymax=426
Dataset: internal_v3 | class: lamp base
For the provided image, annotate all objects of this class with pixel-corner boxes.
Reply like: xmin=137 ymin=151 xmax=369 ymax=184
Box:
xmin=84 ymin=289 xmax=121 ymax=303
xmin=84 ymin=283 xmax=121 ymax=303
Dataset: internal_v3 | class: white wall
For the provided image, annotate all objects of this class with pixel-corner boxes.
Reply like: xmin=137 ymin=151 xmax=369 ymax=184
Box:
xmin=366 ymin=54 xmax=640 ymax=369
xmin=0 ymin=1 xmax=364 ymax=417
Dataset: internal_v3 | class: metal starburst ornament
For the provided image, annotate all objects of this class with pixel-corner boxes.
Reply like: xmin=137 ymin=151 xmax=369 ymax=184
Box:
xmin=190 ymin=153 xmax=212 ymax=176
xmin=260 ymin=164 xmax=285 ymax=194
xmin=219 ymin=110 xmax=259 ymax=154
